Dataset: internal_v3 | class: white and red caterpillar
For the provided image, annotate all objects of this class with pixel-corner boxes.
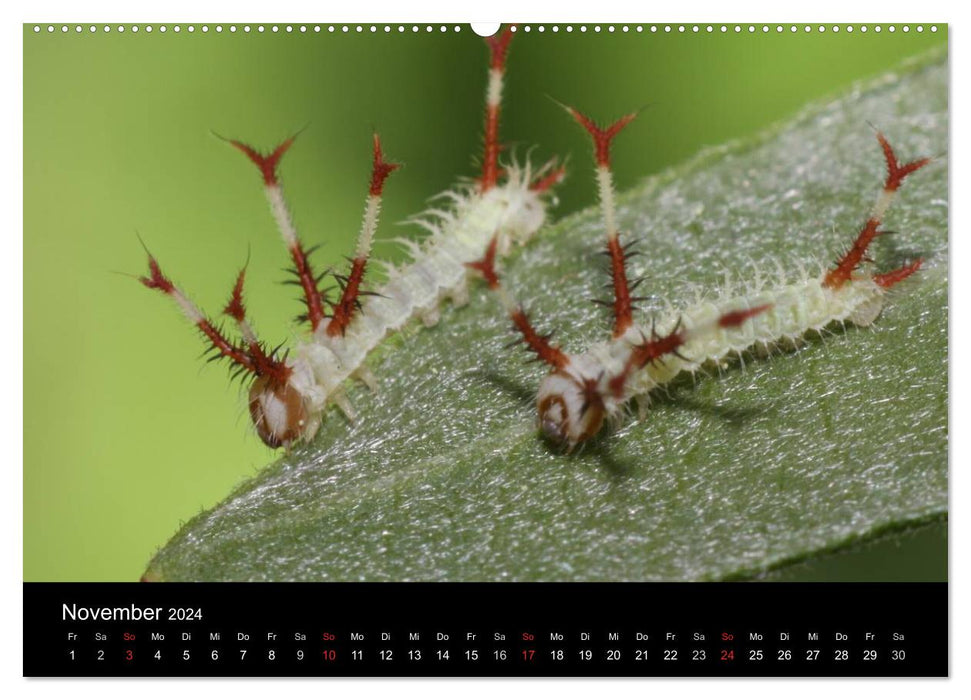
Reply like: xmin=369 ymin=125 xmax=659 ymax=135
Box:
xmin=139 ymin=27 xmax=563 ymax=448
xmin=470 ymin=106 xmax=930 ymax=450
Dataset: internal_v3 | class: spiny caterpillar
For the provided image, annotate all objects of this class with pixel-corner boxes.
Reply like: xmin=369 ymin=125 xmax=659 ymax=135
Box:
xmin=469 ymin=105 xmax=930 ymax=451
xmin=138 ymin=27 xmax=563 ymax=448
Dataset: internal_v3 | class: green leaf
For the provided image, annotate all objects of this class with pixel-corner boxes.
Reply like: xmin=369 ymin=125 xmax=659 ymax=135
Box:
xmin=145 ymin=51 xmax=947 ymax=582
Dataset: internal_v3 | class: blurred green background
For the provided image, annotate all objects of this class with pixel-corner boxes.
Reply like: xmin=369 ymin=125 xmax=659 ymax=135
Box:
xmin=24 ymin=23 xmax=946 ymax=581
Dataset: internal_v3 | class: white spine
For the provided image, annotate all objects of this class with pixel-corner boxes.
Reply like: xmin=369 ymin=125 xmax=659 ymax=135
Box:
xmin=171 ymin=289 xmax=204 ymax=324
xmin=356 ymin=194 xmax=382 ymax=259
xmin=236 ymin=319 xmax=258 ymax=346
xmin=265 ymin=185 xmax=299 ymax=249
xmin=595 ymin=166 xmax=619 ymax=240
xmin=487 ymin=68 xmax=503 ymax=109
xmin=872 ymin=186 xmax=897 ymax=222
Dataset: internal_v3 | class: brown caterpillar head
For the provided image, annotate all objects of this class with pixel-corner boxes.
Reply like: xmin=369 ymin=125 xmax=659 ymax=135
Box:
xmin=248 ymin=374 xmax=316 ymax=449
xmin=536 ymin=369 xmax=606 ymax=450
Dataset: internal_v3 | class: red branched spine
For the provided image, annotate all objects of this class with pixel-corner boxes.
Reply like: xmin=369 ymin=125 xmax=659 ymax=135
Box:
xmin=223 ymin=267 xmax=248 ymax=323
xmin=605 ymin=236 xmax=634 ymax=337
xmin=510 ymin=309 xmax=569 ymax=369
xmin=368 ymin=132 xmax=399 ymax=196
xmin=873 ymin=258 xmax=924 ymax=289
xmin=718 ymin=304 xmax=773 ymax=328
xmin=228 ymin=133 xmax=329 ymax=331
xmin=465 ymin=234 xmax=502 ymax=290
xmin=529 ymin=164 xmax=567 ymax=193
xmin=878 ymin=132 xmax=932 ymax=192
xmin=567 ymin=108 xmax=637 ymax=169
xmin=824 ymin=133 xmax=930 ymax=289
xmin=326 ymin=134 xmax=400 ymax=337
xmin=289 ymin=240 xmax=329 ymax=331
xmin=480 ymin=25 xmax=515 ymax=192
xmin=566 ymin=106 xmax=639 ymax=337
xmin=327 ymin=257 xmax=368 ymax=337
xmin=140 ymin=253 xmax=290 ymax=384
xmin=141 ymin=256 xmax=174 ymax=294
xmin=230 ymin=137 xmax=295 ymax=187
xmin=467 ymin=236 xmax=568 ymax=369
xmin=221 ymin=266 xmax=280 ymax=375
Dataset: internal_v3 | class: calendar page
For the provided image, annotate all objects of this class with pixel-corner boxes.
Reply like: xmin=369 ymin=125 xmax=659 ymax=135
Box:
xmin=23 ymin=20 xmax=948 ymax=677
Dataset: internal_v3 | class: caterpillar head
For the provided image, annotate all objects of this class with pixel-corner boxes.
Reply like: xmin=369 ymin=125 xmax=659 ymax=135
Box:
xmin=247 ymin=361 xmax=321 ymax=449
xmin=536 ymin=367 xmax=607 ymax=451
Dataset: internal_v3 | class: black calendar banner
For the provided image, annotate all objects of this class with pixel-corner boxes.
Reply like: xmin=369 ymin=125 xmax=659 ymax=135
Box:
xmin=24 ymin=582 xmax=947 ymax=677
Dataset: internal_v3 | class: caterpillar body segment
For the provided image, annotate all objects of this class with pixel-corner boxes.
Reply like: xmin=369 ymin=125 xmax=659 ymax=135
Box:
xmin=480 ymin=104 xmax=929 ymax=450
xmin=140 ymin=27 xmax=563 ymax=449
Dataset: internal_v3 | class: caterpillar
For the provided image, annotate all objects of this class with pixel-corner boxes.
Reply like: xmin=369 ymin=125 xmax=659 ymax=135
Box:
xmin=469 ymin=105 xmax=930 ymax=451
xmin=138 ymin=26 xmax=563 ymax=448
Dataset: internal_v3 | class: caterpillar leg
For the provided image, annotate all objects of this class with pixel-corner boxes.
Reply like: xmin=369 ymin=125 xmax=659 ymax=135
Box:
xmin=448 ymin=281 xmax=470 ymax=308
xmin=420 ymin=305 xmax=441 ymax=328
xmin=354 ymin=364 xmax=379 ymax=393
xmin=331 ymin=390 xmax=357 ymax=422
